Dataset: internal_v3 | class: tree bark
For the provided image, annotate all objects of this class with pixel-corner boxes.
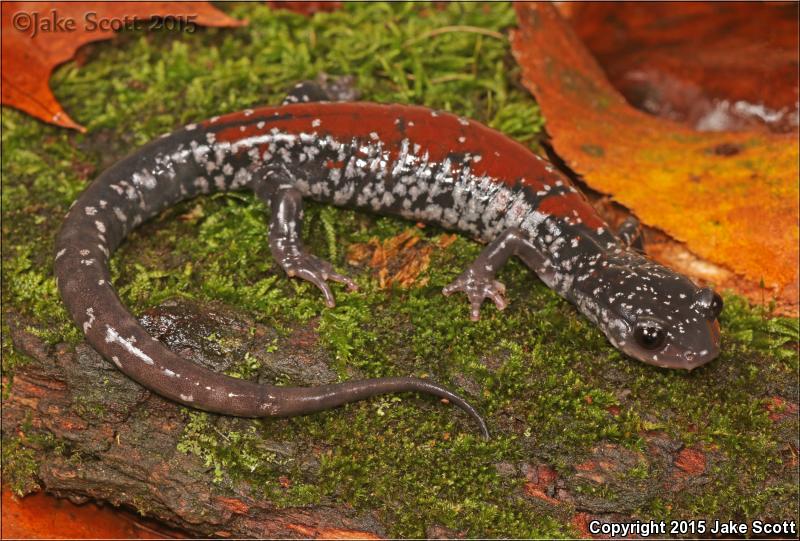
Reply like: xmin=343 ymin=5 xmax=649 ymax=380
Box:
xmin=2 ymin=300 xmax=384 ymax=539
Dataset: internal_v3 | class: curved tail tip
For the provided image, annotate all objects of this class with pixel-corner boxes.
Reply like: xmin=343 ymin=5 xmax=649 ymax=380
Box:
xmin=442 ymin=391 xmax=490 ymax=439
xmin=478 ymin=419 xmax=491 ymax=440
xmin=459 ymin=403 xmax=490 ymax=439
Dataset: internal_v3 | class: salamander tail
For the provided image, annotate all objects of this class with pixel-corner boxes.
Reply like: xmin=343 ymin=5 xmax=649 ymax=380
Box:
xmin=269 ymin=377 xmax=490 ymax=439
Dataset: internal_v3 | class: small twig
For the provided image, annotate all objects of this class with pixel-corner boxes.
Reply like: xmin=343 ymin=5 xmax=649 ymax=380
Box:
xmin=212 ymin=425 xmax=231 ymax=443
xmin=428 ymin=73 xmax=475 ymax=84
xmin=404 ymin=25 xmax=506 ymax=47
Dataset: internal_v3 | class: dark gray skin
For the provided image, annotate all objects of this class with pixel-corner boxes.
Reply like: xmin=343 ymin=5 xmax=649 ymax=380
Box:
xmin=54 ymin=81 xmax=723 ymax=439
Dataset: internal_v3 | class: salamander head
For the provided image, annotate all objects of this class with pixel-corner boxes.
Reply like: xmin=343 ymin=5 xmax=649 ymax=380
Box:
xmin=578 ymin=258 xmax=723 ymax=370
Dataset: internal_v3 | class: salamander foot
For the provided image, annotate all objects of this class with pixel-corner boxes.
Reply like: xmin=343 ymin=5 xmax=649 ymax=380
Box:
xmin=266 ymin=186 xmax=357 ymax=307
xmin=282 ymin=252 xmax=357 ymax=307
xmin=617 ymin=216 xmax=644 ymax=252
xmin=443 ymin=271 xmax=507 ymax=321
xmin=441 ymin=227 xmax=548 ymax=321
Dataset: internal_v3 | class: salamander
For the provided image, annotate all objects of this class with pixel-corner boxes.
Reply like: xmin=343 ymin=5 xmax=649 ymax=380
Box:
xmin=55 ymin=81 xmax=723 ymax=438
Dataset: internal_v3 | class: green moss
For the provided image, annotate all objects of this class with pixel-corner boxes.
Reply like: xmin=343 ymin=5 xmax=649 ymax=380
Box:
xmin=311 ymin=414 xmax=567 ymax=537
xmin=1 ymin=438 xmax=40 ymax=496
xmin=177 ymin=411 xmax=282 ymax=484
xmin=225 ymin=351 xmax=262 ymax=380
xmin=2 ymin=322 xmax=27 ymax=399
xmin=2 ymin=1 xmax=797 ymax=537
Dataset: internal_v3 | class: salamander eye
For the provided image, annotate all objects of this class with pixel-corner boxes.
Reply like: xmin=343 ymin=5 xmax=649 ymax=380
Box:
xmin=694 ymin=287 xmax=724 ymax=320
xmin=634 ymin=322 xmax=666 ymax=350
xmin=708 ymin=292 xmax=723 ymax=319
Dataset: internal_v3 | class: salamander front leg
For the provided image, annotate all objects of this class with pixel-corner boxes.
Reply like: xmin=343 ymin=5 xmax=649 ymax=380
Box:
xmin=617 ymin=216 xmax=644 ymax=252
xmin=268 ymin=187 xmax=357 ymax=307
xmin=443 ymin=227 xmax=543 ymax=320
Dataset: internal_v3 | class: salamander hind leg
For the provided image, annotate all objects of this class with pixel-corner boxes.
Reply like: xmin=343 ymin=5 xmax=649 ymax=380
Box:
xmin=267 ymin=187 xmax=357 ymax=307
xmin=617 ymin=216 xmax=645 ymax=252
xmin=444 ymin=227 xmax=543 ymax=321
xmin=282 ymin=75 xmax=360 ymax=105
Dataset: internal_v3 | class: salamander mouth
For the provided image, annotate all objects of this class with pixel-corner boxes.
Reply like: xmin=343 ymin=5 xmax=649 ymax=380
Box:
xmin=688 ymin=319 xmax=722 ymax=369
xmin=619 ymin=319 xmax=721 ymax=370
xmin=662 ymin=320 xmax=722 ymax=370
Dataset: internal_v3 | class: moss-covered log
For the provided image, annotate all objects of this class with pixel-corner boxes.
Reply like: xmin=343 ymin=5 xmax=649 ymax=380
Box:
xmin=4 ymin=302 xmax=388 ymax=538
xmin=2 ymin=3 xmax=798 ymax=538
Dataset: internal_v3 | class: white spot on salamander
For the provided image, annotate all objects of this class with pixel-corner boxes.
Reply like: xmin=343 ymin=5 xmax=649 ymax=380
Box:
xmin=180 ymin=394 xmax=194 ymax=402
xmin=83 ymin=307 xmax=95 ymax=332
xmin=105 ymin=326 xmax=154 ymax=365
xmin=163 ymin=368 xmax=176 ymax=377
xmin=85 ymin=206 xmax=97 ymax=216
xmin=111 ymin=356 xmax=122 ymax=368
xmin=311 ymin=119 xmax=321 ymax=127
xmin=132 ymin=170 xmax=157 ymax=190
xmin=193 ymin=177 xmax=210 ymax=193
xmin=95 ymin=220 xmax=106 ymax=233
xmin=55 ymin=248 xmax=66 ymax=260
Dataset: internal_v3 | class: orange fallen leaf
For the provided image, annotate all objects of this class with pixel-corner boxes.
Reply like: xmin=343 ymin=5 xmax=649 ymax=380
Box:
xmin=1 ymin=488 xmax=181 ymax=539
xmin=563 ymin=2 xmax=798 ymax=133
xmin=347 ymin=230 xmax=455 ymax=289
xmin=511 ymin=3 xmax=799 ymax=304
xmin=1 ymin=2 xmax=245 ymax=132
